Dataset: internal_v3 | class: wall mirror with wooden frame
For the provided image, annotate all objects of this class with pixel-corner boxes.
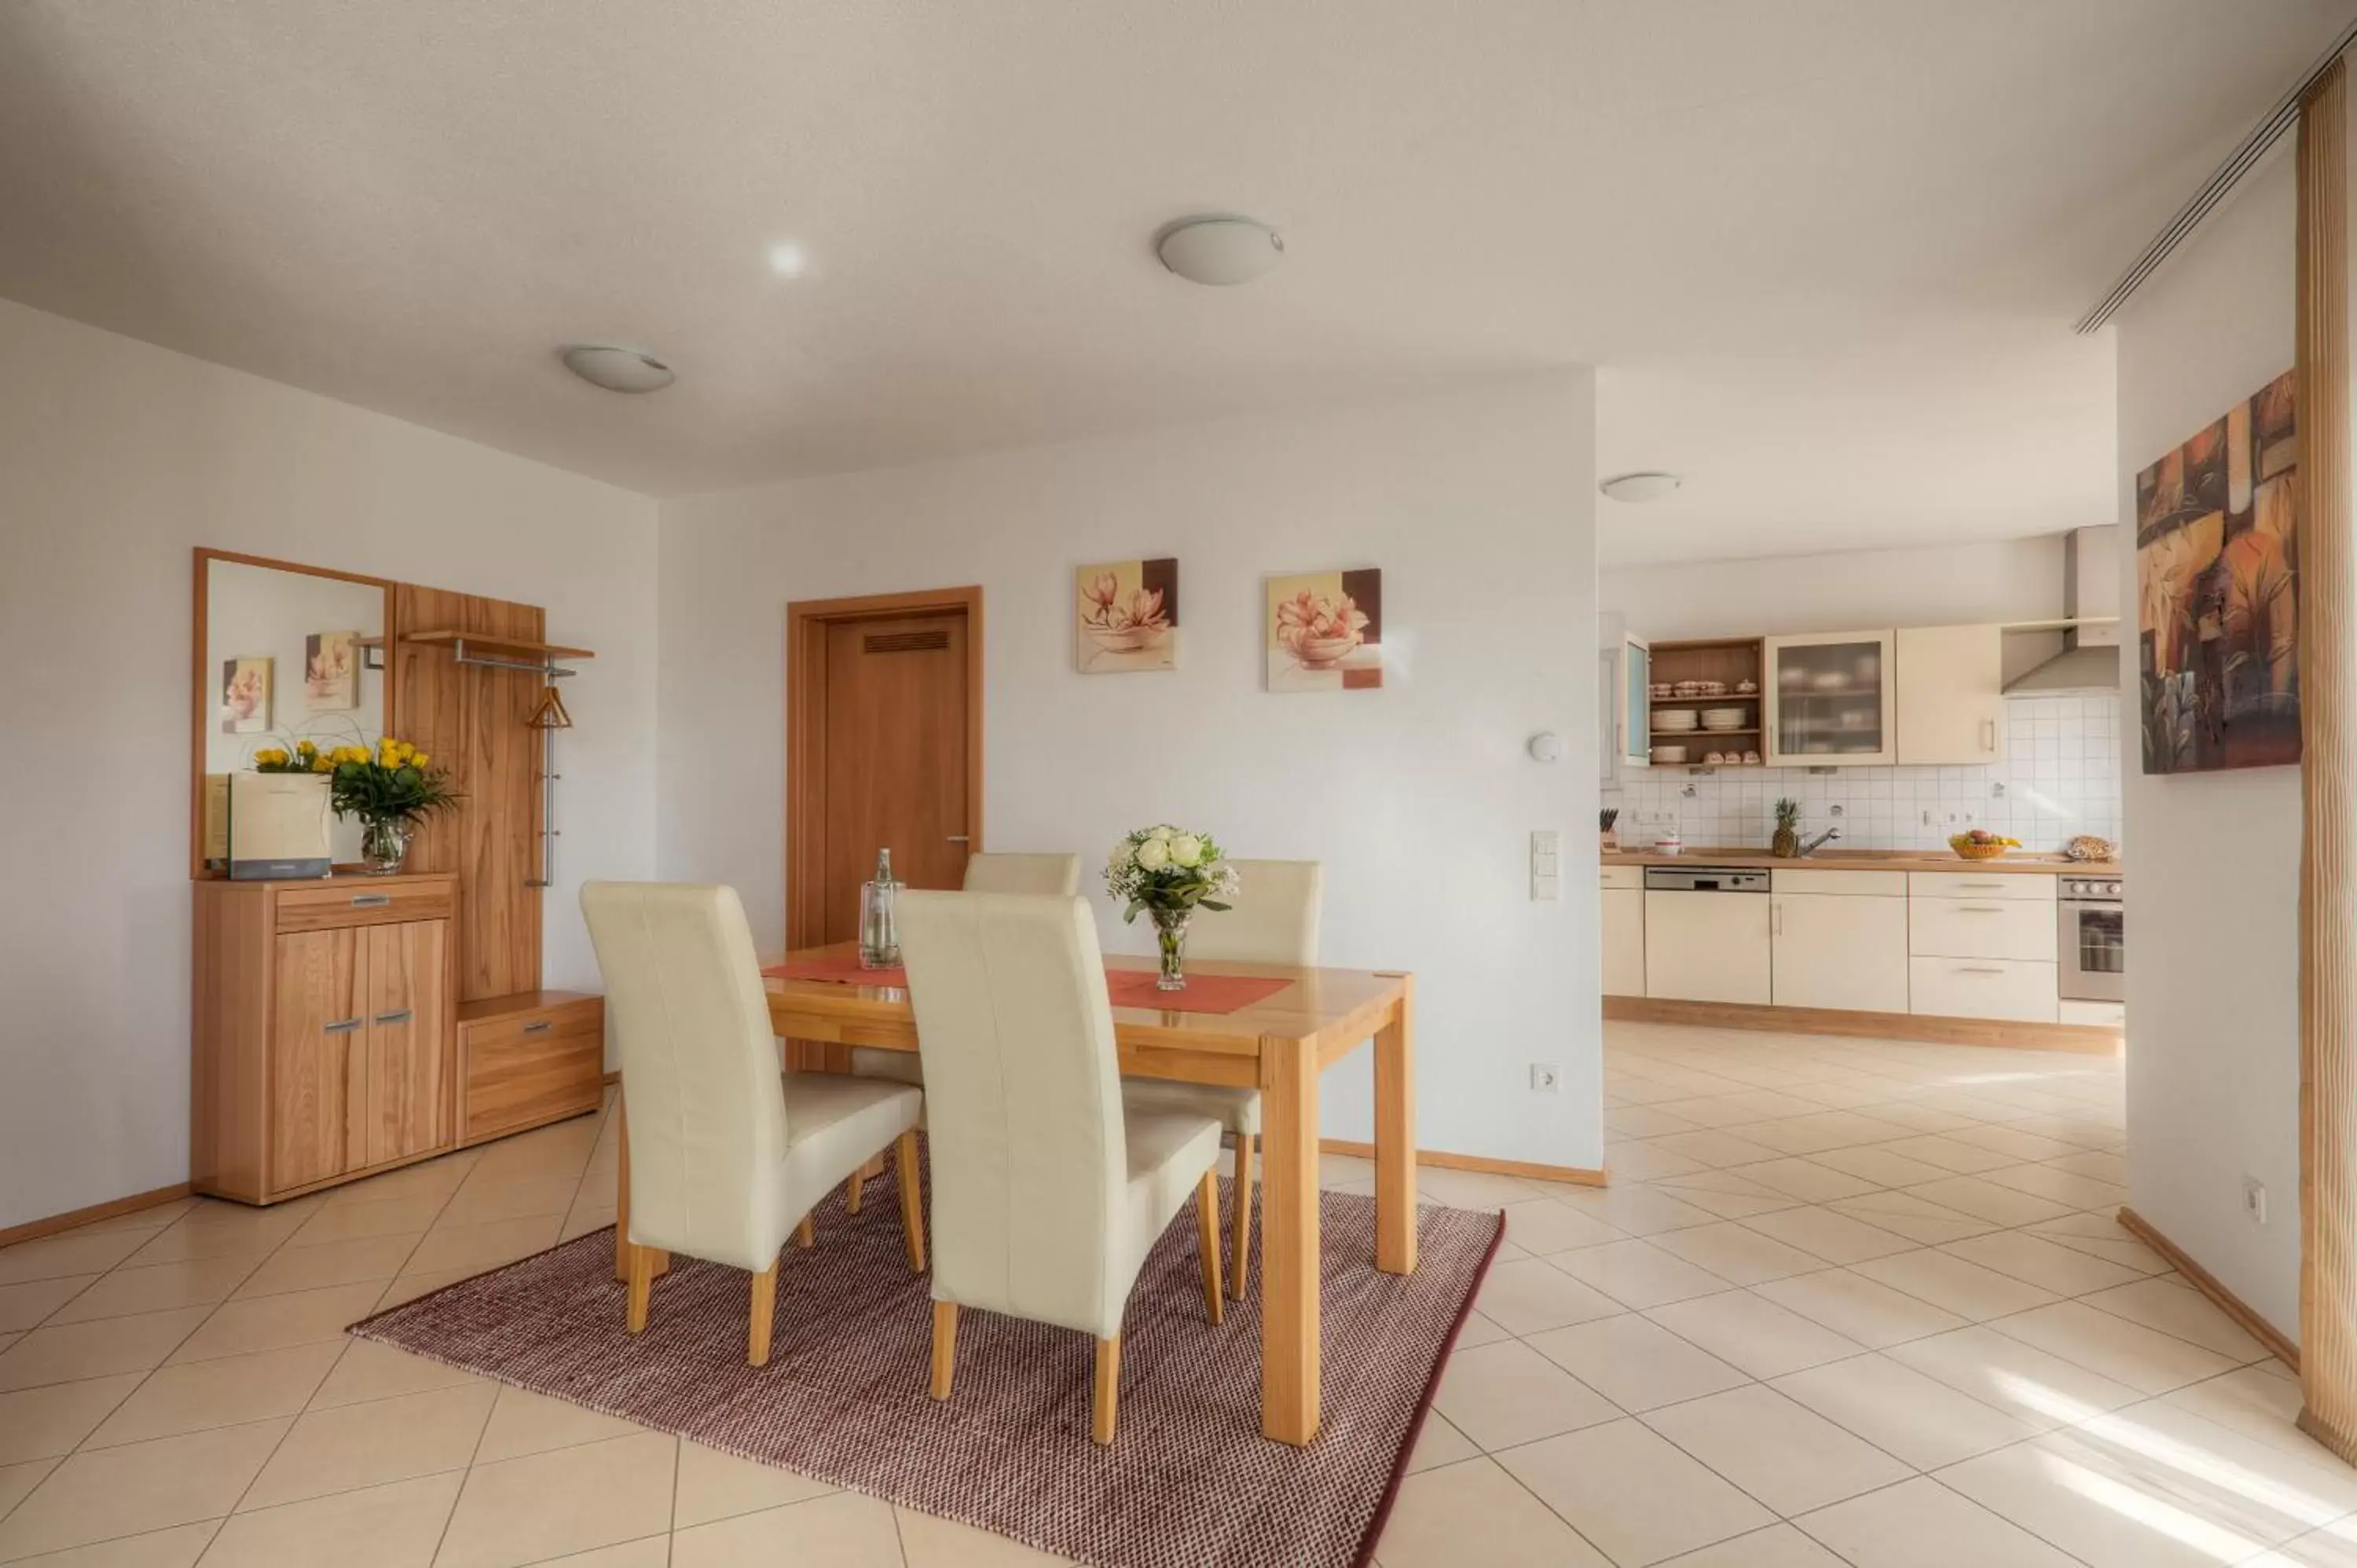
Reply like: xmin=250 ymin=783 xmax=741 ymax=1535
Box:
xmin=192 ymin=548 xmax=398 ymax=877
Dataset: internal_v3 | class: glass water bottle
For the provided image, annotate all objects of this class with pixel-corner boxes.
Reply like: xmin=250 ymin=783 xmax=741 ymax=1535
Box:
xmin=858 ymin=847 xmax=902 ymax=969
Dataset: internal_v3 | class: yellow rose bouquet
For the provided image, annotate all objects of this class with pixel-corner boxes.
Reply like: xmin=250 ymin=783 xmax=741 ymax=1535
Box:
xmin=255 ymin=736 xmax=453 ymax=873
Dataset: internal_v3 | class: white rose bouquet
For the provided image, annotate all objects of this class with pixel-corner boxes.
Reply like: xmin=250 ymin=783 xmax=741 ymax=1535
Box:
xmin=1105 ymin=823 xmax=1241 ymax=990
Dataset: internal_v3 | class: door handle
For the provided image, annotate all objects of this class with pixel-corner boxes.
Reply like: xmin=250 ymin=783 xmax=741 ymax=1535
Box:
xmin=946 ymin=836 xmax=971 ymax=844
xmin=324 ymin=1018 xmax=363 ymax=1034
xmin=350 ymin=894 xmax=392 ymax=908
xmin=372 ymin=1009 xmax=411 ymax=1026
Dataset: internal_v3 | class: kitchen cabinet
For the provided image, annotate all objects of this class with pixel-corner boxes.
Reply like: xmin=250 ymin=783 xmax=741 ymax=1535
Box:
xmin=1645 ymin=889 xmax=1771 ymax=1004
xmin=1910 ymin=958 xmax=2060 ymax=1023
xmin=1611 ymin=632 xmax=1652 ymax=771
xmin=1771 ymin=886 xmax=1909 ymax=1013
xmin=1763 ymin=631 xmax=1897 ymax=766
xmin=1911 ymin=897 xmax=2056 ymax=964
xmin=1896 ymin=625 xmax=2005 ymax=766
xmin=1602 ymin=867 xmax=1646 ymax=997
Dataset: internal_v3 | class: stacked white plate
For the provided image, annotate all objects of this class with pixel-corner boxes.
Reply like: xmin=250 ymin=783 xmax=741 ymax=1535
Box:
xmin=1654 ymin=709 xmax=1699 ymax=731
xmin=1699 ymin=707 xmax=1747 ymax=731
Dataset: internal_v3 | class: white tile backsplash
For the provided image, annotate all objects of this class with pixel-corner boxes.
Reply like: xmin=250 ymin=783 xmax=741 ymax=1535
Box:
xmin=1604 ymin=695 xmax=2121 ymax=852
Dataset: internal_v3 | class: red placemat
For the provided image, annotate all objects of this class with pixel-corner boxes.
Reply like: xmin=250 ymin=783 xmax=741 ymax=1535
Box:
xmin=761 ymin=958 xmax=1292 ymax=1016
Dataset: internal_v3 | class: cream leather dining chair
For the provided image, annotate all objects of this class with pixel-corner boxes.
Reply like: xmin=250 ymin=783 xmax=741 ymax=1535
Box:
xmin=581 ymin=881 xmax=928 ymax=1366
xmin=896 ymin=889 xmax=1226 ymax=1445
xmin=1120 ymin=859 xmax=1321 ymax=1299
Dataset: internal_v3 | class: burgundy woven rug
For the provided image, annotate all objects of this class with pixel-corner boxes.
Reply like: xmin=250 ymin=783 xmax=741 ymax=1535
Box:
xmin=353 ymin=1161 xmax=1501 ymax=1568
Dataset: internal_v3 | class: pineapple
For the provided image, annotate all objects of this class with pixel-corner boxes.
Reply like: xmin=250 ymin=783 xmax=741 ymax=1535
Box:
xmin=1772 ymin=797 xmax=1802 ymax=859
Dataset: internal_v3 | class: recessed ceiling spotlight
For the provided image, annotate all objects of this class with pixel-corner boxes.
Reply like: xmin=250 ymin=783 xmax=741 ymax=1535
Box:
xmin=559 ymin=344 xmax=676 ymax=394
xmin=1600 ymin=471 xmax=1681 ymax=504
xmin=1156 ymin=215 xmax=1284 ymax=286
xmin=766 ymin=240 xmax=810 ymax=278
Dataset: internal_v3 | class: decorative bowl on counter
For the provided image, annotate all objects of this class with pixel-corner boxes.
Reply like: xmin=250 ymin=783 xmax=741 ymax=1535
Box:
xmin=1949 ymin=830 xmax=2022 ymax=862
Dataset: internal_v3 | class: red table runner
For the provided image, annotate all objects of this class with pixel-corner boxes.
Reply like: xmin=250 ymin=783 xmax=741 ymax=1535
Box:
xmin=761 ymin=955 xmax=1292 ymax=1016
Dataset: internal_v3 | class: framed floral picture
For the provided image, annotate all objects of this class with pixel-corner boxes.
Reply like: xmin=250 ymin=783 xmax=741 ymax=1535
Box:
xmin=305 ymin=630 xmax=361 ymax=713
xmin=219 ymin=655 xmax=273 ymax=734
xmin=1266 ymin=569 xmax=1382 ymax=693
xmin=1076 ymin=558 xmax=1178 ymax=673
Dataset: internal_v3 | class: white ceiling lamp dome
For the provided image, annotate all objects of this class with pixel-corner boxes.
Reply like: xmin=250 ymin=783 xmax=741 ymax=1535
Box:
xmin=1156 ymin=216 xmax=1285 ymax=286
xmin=559 ymin=343 xmax=676 ymax=394
xmin=1600 ymin=471 xmax=1681 ymax=504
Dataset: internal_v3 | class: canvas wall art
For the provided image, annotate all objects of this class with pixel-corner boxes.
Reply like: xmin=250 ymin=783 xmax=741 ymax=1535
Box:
xmin=2136 ymin=367 xmax=2299 ymax=775
xmin=1076 ymin=559 xmax=1178 ymax=672
xmin=1266 ymin=569 xmax=1383 ymax=693
xmin=305 ymin=630 xmax=361 ymax=712
xmin=219 ymin=655 xmax=273 ymax=735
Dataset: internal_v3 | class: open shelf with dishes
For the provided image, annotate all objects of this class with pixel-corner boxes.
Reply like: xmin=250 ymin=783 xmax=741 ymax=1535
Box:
xmin=1644 ymin=636 xmax=1765 ymax=768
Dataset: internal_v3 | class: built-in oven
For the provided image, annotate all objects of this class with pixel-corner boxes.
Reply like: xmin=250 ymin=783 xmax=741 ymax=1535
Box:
xmin=2058 ymin=874 xmax=2124 ymax=1003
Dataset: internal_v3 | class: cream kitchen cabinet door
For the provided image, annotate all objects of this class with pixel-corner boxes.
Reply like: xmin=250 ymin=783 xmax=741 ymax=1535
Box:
xmin=1645 ymin=890 xmax=1771 ymax=1004
xmin=1603 ymin=887 xmax=1646 ymax=997
xmin=1763 ymin=631 xmax=1897 ymax=766
xmin=1896 ymin=624 xmax=2005 ymax=767
xmin=1772 ymin=892 xmax=1910 ymax=1013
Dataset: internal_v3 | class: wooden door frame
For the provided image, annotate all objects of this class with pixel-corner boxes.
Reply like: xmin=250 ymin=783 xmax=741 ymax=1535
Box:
xmin=783 ymin=586 xmax=985 ymax=954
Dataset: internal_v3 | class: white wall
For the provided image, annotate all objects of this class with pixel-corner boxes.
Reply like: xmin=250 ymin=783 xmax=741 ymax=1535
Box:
xmin=1604 ymin=535 xmax=2067 ymax=643
xmin=0 ymin=299 xmax=661 ymax=1230
xmin=658 ymin=376 xmax=1604 ymax=1169
xmin=2113 ymin=149 xmax=2300 ymax=1339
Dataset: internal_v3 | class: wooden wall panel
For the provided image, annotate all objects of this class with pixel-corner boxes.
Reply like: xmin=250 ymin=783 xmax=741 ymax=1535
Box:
xmin=395 ymin=584 xmax=544 ymax=1003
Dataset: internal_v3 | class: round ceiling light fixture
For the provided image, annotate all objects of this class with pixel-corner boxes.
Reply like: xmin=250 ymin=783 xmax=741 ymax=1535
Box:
xmin=1599 ymin=471 xmax=1681 ymax=504
xmin=1156 ymin=215 xmax=1285 ymax=286
xmin=559 ymin=343 xmax=676 ymax=394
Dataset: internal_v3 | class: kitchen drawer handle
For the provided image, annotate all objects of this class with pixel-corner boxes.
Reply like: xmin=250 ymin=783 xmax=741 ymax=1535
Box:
xmin=349 ymin=894 xmax=393 ymax=908
xmin=373 ymin=1009 xmax=411 ymax=1026
xmin=1956 ymin=967 xmax=2008 ymax=976
xmin=324 ymin=1018 xmax=363 ymax=1034
xmin=522 ymin=1020 xmax=553 ymax=1035
xmin=1956 ymin=905 xmax=2006 ymax=914
xmin=1955 ymin=881 xmax=2006 ymax=889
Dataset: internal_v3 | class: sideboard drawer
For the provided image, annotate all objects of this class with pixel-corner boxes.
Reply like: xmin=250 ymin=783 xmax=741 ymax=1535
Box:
xmin=277 ymin=879 xmax=457 ymax=933
xmin=460 ymin=996 xmax=604 ymax=1145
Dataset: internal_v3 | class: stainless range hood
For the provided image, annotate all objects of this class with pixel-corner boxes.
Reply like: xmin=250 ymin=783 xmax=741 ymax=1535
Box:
xmin=2004 ymin=527 xmax=2122 ymax=695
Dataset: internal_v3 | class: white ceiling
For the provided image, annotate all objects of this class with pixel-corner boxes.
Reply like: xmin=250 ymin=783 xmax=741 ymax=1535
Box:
xmin=0 ymin=2 xmax=2344 ymax=562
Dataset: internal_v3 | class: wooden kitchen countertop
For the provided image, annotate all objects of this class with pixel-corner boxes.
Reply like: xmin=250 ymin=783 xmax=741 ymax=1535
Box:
xmin=1602 ymin=848 xmax=2123 ymax=877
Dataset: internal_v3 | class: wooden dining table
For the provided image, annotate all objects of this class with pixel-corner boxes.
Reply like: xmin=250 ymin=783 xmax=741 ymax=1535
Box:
xmin=618 ymin=943 xmax=1415 ymax=1447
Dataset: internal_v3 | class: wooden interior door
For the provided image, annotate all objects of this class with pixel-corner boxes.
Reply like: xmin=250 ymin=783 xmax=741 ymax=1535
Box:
xmin=362 ymin=920 xmax=453 ymax=1166
xmin=271 ymin=928 xmax=363 ymax=1189
xmin=817 ymin=611 xmax=973 ymax=942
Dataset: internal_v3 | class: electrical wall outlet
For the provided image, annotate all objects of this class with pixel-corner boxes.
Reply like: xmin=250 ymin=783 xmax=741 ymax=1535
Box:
xmin=1529 ymin=1062 xmax=1561 ymax=1093
xmin=2244 ymin=1178 xmax=2268 ymax=1225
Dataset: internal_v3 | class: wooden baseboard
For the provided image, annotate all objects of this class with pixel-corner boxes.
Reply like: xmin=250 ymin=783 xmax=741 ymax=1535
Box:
xmin=0 ymin=1182 xmax=193 ymax=1249
xmin=1604 ymin=995 xmax=2124 ymax=1056
xmin=2116 ymin=1206 xmax=2300 ymax=1372
xmin=1320 ymin=1139 xmax=1608 ymax=1189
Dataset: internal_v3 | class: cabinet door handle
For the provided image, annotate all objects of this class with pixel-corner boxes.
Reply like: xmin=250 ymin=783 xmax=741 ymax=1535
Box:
xmin=372 ymin=1009 xmax=411 ymax=1025
xmin=1982 ymin=718 xmax=1998 ymax=753
xmin=323 ymin=1018 xmax=363 ymax=1034
xmin=1772 ymin=902 xmax=1783 ymax=936
xmin=522 ymin=1020 xmax=552 ymax=1035
xmin=349 ymin=894 xmax=392 ymax=908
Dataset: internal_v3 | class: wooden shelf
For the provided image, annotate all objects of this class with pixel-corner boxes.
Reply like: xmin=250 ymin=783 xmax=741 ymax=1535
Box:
xmin=1651 ymin=694 xmax=1759 ymax=706
xmin=1655 ymin=727 xmax=1758 ymax=736
xmin=402 ymin=631 xmax=596 ymax=662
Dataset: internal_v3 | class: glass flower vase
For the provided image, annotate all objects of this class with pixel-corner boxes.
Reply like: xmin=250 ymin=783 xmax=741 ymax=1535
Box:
xmin=1151 ymin=907 xmax=1190 ymax=991
xmin=359 ymin=818 xmax=410 ymax=876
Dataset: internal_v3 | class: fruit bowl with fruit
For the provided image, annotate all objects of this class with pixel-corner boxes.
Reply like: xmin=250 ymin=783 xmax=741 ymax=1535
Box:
xmin=1948 ymin=830 xmax=2022 ymax=863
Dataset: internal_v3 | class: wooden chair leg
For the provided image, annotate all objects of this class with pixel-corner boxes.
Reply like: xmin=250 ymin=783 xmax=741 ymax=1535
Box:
xmin=895 ymin=1130 xmax=927 ymax=1273
xmin=1230 ymin=1131 xmax=1254 ymax=1300
xmin=1195 ymin=1168 xmax=1225 ymax=1325
xmin=846 ymin=1169 xmax=865 ymax=1215
xmin=794 ymin=1213 xmax=815 ymax=1249
xmin=930 ymin=1301 xmax=959 ymax=1399
xmin=747 ymin=1258 xmax=779 ymax=1367
xmin=1093 ymin=1336 xmax=1121 ymax=1445
xmin=624 ymin=1241 xmax=654 ymax=1334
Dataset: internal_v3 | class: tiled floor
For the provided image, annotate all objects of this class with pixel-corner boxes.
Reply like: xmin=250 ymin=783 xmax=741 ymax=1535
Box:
xmin=0 ymin=1026 xmax=2342 ymax=1566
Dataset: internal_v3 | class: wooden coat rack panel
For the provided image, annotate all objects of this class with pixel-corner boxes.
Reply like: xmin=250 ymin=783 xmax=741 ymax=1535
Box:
xmin=394 ymin=584 xmax=544 ymax=1004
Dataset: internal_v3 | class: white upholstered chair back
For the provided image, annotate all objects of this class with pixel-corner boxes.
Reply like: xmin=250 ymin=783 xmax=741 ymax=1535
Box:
xmin=1188 ymin=859 xmax=1321 ymax=965
xmin=580 ymin=881 xmax=791 ymax=1273
xmin=896 ymin=890 xmax=1131 ymax=1337
xmin=962 ymin=852 xmax=1083 ymax=896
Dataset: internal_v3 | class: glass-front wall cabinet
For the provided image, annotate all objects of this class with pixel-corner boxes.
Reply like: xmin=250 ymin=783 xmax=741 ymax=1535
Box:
xmin=1615 ymin=633 xmax=1651 ymax=771
xmin=1763 ymin=631 xmax=1898 ymax=766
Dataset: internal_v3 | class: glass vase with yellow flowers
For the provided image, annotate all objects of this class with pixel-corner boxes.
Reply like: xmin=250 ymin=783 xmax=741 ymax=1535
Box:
xmin=254 ymin=736 xmax=455 ymax=874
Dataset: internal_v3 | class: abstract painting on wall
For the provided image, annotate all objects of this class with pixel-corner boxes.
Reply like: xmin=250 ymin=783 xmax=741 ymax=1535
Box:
xmin=305 ymin=630 xmax=361 ymax=712
xmin=2136 ymin=368 xmax=2299 ymax=774
xmin=219 ymin=655 xmax=273 ymax=735
xmin=1075 ymin=559 xmax=1178 ymax=673
xmin=1266 ymin=569 xmax=1383 ymax=693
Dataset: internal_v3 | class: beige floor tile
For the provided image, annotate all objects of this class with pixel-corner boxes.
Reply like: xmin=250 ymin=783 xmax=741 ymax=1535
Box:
xmin=434 ymin=1175 xmax=583 ymax=1229
xmin=474 ymin=1386 xmax=649 ymax=1464
xmin=1376 ymin=1454 xmax=1612 ymax=1568
xmin=1648 ymin=1222 xmax=1824 ymax=1286
xmin=1737 ymin=1205 xmax=1920 ymax=1266
xmin=401 ymin=1216 xmax=560 ymax=1278
xmin=1750 ymin=1269 xmax=1969 ymax=1349
xmin=200 ymin=1471 xmax=461 ymax=1568
xmin=48 ymin=1257 xmax=262 ymax=1327
xmin=1554 ymin=1185 xmax=1721 ymax=1236
xmin=1976 ymin=1162 xmax=2127 ymax=1211
xmin=427 ymin=1430 xmax=676 ymax=1568
xmin=67 ymin=1201 xmax=202 ymax=1238
xmin=317 ymin=1162 xmax=473 ymax=1211
xmin=232 ymin=1236 xmax=421 ymax=1300
xmin=373 ymin=1269 xmax=475 ymax=1312
xmin=0 ymin=1374 xmax=144 ymax=1464
xmin=1732 ymin=1111 xmax=1914 ymax=1157
xmin=2024 ymin=1212 xmax=2170 ymax=1274
xmin=1985 ymin=1300 xmax=2238 ymax=1395
xmin=1721 ymin=1160 xmax=1879 ymax=1204
xmin=0 ymin=1418 xmax=287 ymax=1560
xmin=1656 ymin=1522 xmax=1849 ymax=1566
xmin=1403 ymin=1412 xmax=1479 ymax=1475
xmin=167 ymin=1284 xmax=383 ymax=1365
xmin=1897 ymin=1176 xmax=2072 ymax=1229
xmin=1605 ymin=1105 xmax=1705 ymax=1139
xmin=0 ymin=1277 xmax=104 ymax=1334
xmin=283 ymin=1196 xmax=449 ymax=1249
xmin=0 ymin=1307 xmax=213 ymax=1393
xmin=1936 ymin=1230 xmax=2143 ymax=1297
xmin=1550 ymin=1237 xmax=1733 ymax=1310
xmin=1450 ymin=1310 xmax=1511 ymax=1350
xmin=1800 ymin=1144 xmax=1956 ymax=1189
xmin=674 ymin=1490 xmax=897 ymax=1568
xmin=1942 ymin=1123 xmax=2088 ymax=1162
xmin=123 ymin=1207 xmax=316 ymax=1268
xmin=1496 ymin=1417 xmax=1776 ymax=1566
xmin=1605 ymin=1142 xmax=1712 ymax=1182
xmin=1644 ymin=1383 xmax=1912 ymax=1515
xmin=1849 ymin=1249 xmax=2057 ymax=1321
xmin=556 ymin=1207 xmax=618 ymax=1245
xmin=1827 ymin=1190 xmax=1999 ymax=1245
xmin=519 ymin=1542 xmax=669 ymax=1568
xmin=0 ymin=1456 xmax=60 ymax=1518
xmin=2078 ymin=1276 xmax=2271 ymax=1361
xmin=240 ymin=1382 xmax=496 ymax=1509
xmin=1886 ymin=1325 xmax=2143 ymax=1430
xmin=1472 ymin=1258 xmax=1625 ymax=1335
xmin=86 ymin=1343 xmax=343 ymax=1449
xmin=0 ymin=1232 xmax=156 ymax=1288
xmin=1794 ymin=1475 xmax=2080 ymax=1567
xmin=1842 ymin=1100 xmax=1980 ymax=1134
xmin=1526 ymin=1313 xmax=1750 ymax=1412
xmin=1637 ymin=1130 xmax=1790 ymax=1169
xmin=2157 ymin=1365 xmax=2318 ymax=1459
xmin=2080 ymin=1398 xmax=2357 ymax=1522
xmin=1643 ymin=1290 xmax=1867 ymax=1379
xmin=1497 ymin=1200 xmax=1624 ymax=1255
xmin=1431 ymin=1339 xmax=1620 ymax=1451
xmin=1872 ymin=1135 xmax=2018 ymax=1176
xmin=2043 ymin=1150 xmax=2128 ymax=1183
xmin=1413 ymin=1166 xmax=1550 ymax=1209
xmin=2253 ymin=1522 xmax=2357 ymax=1566
xmin=896 ymin=1508 xmax=1075 ymax=1566
xmin=309 ymin=1339 xmax=486 ymax=1409
xmin=1771 ymin=1352 xmax=2038 ymax=1467
xmin=2 ymin=1520 xmax=219 ymax=1566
